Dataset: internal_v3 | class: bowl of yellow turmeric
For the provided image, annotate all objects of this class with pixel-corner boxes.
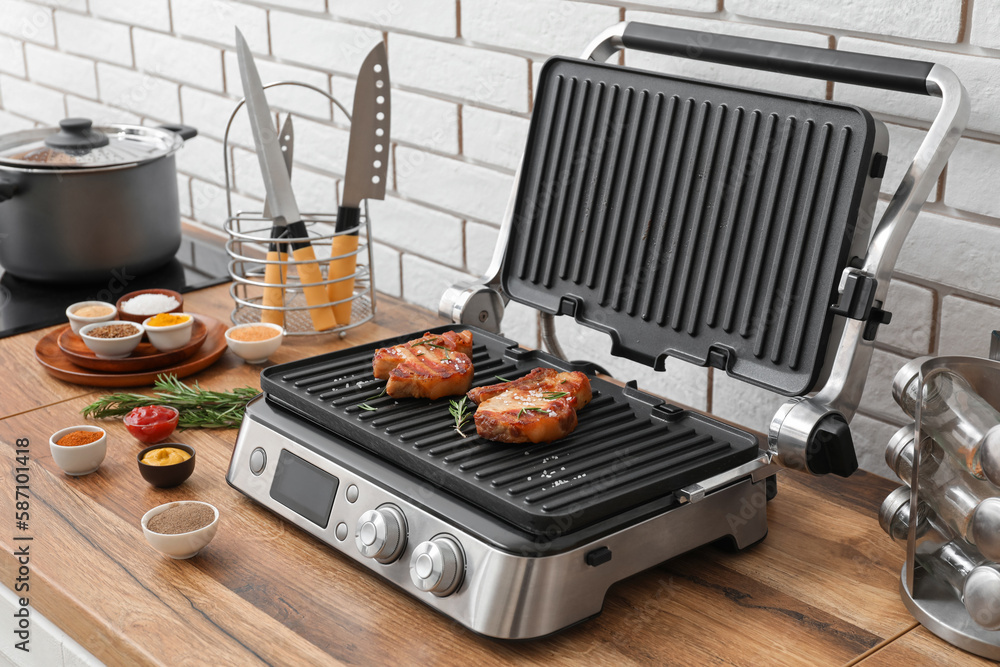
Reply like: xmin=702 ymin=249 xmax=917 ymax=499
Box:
xmin=142 ymin=312 xmax=194 ymax=352
xmin=137 ymin=443 xmax=195 ymax=488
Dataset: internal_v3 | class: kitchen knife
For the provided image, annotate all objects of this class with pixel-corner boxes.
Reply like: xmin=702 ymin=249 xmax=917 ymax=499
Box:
xmin=328 ymin=42 xmax=390 ymax=325
xmin=260 ymin=114 xmax=294 ymax=327
xmin=236 ymin=28 xmax=336 ymax=332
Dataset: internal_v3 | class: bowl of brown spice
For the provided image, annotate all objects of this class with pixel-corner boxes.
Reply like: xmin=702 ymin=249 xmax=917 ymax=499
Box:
xmin=78 ymin=320 xmax=143 ymax=359
xmin=49 ymin=425 xmax=107 ymax=476
xmin=141 ymin=500 xmax=219 ymax=559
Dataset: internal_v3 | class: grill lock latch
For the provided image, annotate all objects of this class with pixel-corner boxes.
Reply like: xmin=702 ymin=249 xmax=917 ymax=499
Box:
xmin=830 ymin=267 xmax=892 ymax=341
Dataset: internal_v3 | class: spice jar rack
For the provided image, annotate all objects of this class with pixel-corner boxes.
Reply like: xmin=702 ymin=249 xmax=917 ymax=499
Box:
xmin=222 ymin=82 xmax=376 ymax=336
xmin=881 ymin=340 xmax=1000 ymax=660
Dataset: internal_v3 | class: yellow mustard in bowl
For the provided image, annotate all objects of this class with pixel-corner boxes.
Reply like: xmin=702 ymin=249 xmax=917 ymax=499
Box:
xmin=146 ymin=313 xmax=191 ymax=327
xmin=141 ymin=447 xmax=192 ymax=466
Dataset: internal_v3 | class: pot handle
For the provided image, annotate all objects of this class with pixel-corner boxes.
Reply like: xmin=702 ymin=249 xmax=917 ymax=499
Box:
xmin=158 ymin=124 xmax=198 ymax=141
xmin=0 ymin=177 xmax=18 ymax=203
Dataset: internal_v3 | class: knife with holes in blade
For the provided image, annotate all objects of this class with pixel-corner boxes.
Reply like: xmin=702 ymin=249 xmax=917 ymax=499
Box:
xmin=236 ymin=28 xmax=336 ymax=331
xmin=328 ymin=42 xmax=390 ymax=325
xmin=260 ymin=114 xmax=294 ymax=327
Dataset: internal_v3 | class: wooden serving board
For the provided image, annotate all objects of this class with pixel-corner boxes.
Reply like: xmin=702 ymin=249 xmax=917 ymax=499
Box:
xmin=58 ymin=316 xmax=209 ymax=372
xmin=35 ymin=314 xmax=229 ymax=387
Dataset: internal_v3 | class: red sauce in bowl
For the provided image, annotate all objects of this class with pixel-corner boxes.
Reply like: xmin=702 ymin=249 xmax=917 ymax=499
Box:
xmin=123 ymin=405 xmax=179 ymax=444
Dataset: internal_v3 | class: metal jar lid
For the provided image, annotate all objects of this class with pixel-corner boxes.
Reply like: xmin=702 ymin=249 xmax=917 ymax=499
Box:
xmin=885 ymin=423 xmax=916 ymax=475
xmin=879 ymin=486 xmax=916 ymax=540
xmin=969 ymin=497 xmax=1000 ymax=562
xmin=963 ymin=564 xmax=1000 ymax=631
xmin=0 ymin=118 xmax=183 ymax=171
xmin=890 ymin=357 xmax=932 ymax=411
xmin=979 ymin=425 xmax=1000 ymax=487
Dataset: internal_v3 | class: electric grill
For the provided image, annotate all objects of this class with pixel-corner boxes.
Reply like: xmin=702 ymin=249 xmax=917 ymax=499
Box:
xmin=228 ymin=22 xmax=967 ymax=639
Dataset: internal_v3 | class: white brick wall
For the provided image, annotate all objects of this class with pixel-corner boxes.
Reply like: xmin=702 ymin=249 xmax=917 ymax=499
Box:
xmin=728 ymin=0 xmax=962 ymax=43
xmin=1 ymin=0 xmax=998 ymax=493
xmin=91 ymin=0 xmax=171 ymax=32
xmin=24 ymin=45 xmax=96 ymax=99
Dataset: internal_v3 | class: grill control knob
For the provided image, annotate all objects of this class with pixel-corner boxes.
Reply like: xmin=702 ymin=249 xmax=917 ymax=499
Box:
xmin=355 ymin=505 xmax=406 ymax=564
xmin=409 ymin=535 xmax=464 ymax=596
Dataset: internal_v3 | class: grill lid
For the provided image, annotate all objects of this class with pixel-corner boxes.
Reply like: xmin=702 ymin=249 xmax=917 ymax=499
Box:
xmin=502 ymin=58 xmax=881 ymax=396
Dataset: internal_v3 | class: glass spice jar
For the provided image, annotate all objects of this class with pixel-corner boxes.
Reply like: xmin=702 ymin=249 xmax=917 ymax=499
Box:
xmin=892 ymin=365 xmax=1000 ymax=487
xmin=886 ymin=424 xmax=1000 ymax=563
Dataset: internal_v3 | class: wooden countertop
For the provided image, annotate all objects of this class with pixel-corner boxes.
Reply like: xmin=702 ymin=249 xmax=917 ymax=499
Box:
xmin=0 ymin=284 xmax=992 ymax=666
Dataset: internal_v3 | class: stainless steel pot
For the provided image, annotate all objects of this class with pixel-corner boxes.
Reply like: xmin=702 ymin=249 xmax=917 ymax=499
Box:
xmin=0 ymin=118 xmax=197 ymax=283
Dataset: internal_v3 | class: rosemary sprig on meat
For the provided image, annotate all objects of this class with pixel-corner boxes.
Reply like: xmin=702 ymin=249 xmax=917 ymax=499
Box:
xmin=449 ymin=397 xmax=472 ymax=438
xmin=81 ymin=374 xmax=260 ymax=428
xmin=541 ymin=391 xmax=568 ymax=400
xmin=517 ymin=407 xmax=548 ymax=418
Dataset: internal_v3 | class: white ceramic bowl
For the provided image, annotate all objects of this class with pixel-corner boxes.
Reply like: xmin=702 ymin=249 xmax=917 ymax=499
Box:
xmin=225 ymin=322 xmax=284 ymax=364
xmin=49 ymin=425 xmax=107 ymax=476
xmin=142 ymin=313 xmax=194 ymax=352
xmin=65 ymin=301 xmax=117 ymax=334
xmin=78 ymin=320 xmax=144 ymax=359
xmin=141 ymin=501 xmax=219 ymax=560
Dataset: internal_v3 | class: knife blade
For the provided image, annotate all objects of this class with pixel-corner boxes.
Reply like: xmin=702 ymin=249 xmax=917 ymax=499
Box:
xmin=260 ymin=114 xmax=294 ymax=327
xmin=236 ymin=28 xmax=336 ymax=332
xmin=328 ymin=42 xmax=390 ymax=324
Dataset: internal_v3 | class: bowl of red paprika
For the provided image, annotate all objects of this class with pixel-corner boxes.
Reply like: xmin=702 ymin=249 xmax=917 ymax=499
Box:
xmin=49 ymin=425 xmax=107 ymax=476
xmin=123 ymin=405 xmax=179 ymax=444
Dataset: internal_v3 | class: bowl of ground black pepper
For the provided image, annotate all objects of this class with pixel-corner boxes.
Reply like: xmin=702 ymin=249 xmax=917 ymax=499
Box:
xmin=49 ymin=425 xmax=107 ymax=475
xmin=78 ymin=320 xmax=144 ymax=359
xmin=141 ymin=501 xmax=219 ymax=559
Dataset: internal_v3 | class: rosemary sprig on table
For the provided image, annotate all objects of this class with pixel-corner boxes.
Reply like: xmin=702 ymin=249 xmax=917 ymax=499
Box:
xmin=80 ymin=374 xmax=260 ymax=428
xmin=449 ymin=397 xmax=472 ymax=438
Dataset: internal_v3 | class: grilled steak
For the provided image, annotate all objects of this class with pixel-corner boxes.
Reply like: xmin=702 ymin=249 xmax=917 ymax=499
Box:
xmin=373 ymin=330 xmax=474 ymax=400
xmin=467 ymin=368 xmax=592 ymax=443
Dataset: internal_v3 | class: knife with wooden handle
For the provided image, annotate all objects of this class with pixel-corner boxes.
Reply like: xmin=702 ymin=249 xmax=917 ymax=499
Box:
xmin=236 ymin=28 xmax=337 ymax=331
xmin=260 ymin=115 xmax=294 ymax=327
xmin=328 ymin=42 xmax=390 ymax=325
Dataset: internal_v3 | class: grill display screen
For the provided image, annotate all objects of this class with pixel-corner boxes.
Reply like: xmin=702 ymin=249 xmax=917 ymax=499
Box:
xmin=270 ymin=449 xmax=339 ymax=528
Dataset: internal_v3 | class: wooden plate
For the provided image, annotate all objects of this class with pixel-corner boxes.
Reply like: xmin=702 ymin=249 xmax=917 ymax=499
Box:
xmin=58 ymin=316 xmax=209 ymax=372
xmin=35 ymin=314 xmax=229 ymax=387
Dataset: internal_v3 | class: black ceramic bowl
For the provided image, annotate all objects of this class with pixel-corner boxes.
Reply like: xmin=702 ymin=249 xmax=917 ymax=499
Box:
xmin=137 ymin=443 xmax=195 ymax=488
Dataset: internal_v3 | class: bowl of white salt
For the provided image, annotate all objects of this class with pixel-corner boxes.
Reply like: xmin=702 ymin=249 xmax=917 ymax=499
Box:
xmin=116 ymin=289 xmax=184 ymax=325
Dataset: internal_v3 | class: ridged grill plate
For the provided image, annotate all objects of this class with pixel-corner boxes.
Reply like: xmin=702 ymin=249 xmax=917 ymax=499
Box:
xmin=260 ymin=325 xmax=758 ymax=536
xmin=503 ymin=58 xmax=877 ymax=395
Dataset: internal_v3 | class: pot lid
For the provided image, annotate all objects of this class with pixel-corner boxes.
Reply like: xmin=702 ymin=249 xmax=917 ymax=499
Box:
xmin=0 ymin=118 xmax=183 ymax=169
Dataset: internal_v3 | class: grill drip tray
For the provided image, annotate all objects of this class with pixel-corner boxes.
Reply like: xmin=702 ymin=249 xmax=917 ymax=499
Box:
xmin=261 ymin=325 xmax=759 ymax=536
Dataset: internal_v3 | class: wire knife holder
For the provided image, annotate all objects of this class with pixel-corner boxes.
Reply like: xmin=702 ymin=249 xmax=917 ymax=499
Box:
xmin=222 ymin=81 xmax=376 ymax=336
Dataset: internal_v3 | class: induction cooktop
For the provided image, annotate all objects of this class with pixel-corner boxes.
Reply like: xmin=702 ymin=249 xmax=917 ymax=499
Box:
xmin=0 ymin=234 xmax=231 ymax=339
